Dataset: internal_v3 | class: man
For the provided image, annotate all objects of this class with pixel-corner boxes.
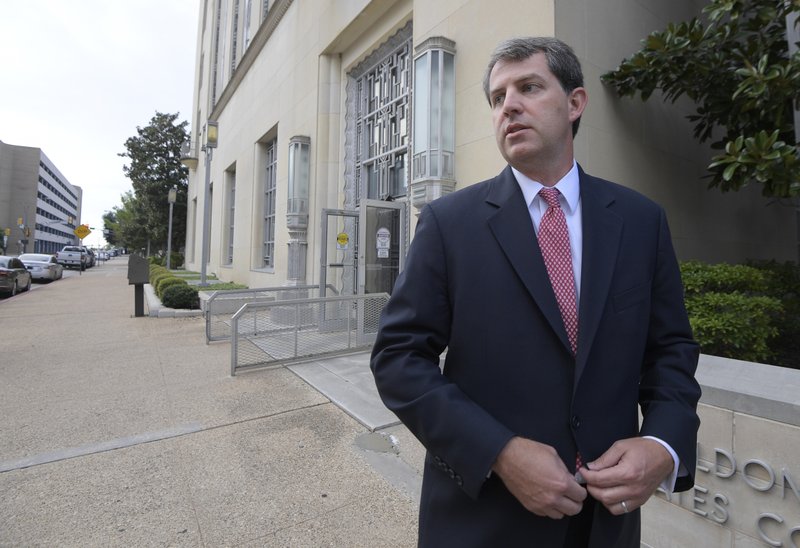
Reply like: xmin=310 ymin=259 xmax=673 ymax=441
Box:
xmin=370 ymin=37 xmax=701 ymax=547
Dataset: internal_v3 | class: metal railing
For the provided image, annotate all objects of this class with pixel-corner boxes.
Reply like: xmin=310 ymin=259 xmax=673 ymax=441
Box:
xmin=230 ymin=293 xmax=389 ymax=375
xmin=205 ymin=284 xmax=338 ymax=342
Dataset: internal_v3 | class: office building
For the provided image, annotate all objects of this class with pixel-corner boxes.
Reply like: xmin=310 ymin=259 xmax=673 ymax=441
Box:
xmin=0 ymin=140 xmax=83 ymax=255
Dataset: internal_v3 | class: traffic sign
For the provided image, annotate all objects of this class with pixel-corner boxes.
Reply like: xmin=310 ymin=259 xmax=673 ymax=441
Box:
xmin=74 ymin=224 xmax=91 ymax=239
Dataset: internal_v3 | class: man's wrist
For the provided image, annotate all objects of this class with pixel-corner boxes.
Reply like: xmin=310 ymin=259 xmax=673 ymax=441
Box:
xmin=642 ymin=435 xmax=680 ymax=491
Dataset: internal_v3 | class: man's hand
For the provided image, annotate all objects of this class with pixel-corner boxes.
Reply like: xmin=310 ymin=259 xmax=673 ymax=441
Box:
xmin=492 ymin=436 xmax=587 ymax=519
xmin=580 ymin=437 xmax=673 ymax=515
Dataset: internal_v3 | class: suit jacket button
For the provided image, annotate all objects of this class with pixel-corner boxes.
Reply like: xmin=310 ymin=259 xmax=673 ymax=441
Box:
xmin=571 ymin=415 xmax=581 ymax=429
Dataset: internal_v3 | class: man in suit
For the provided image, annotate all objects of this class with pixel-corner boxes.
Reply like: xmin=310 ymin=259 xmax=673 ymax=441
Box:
xmin=370 ymin=37 xmax=701 ymax=547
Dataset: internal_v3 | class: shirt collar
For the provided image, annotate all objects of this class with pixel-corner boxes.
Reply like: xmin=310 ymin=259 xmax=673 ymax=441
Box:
xmin=512 ymin=161 xmax=580 ymax=214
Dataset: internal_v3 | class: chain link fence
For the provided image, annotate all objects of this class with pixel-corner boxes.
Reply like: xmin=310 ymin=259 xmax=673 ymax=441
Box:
xmin=231 ymin=293 xmax=389 ymax=375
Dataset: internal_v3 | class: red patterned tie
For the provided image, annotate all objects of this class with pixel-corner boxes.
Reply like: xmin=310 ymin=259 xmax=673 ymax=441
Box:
xmin=537 ymin=187 xmax=578 ymax=355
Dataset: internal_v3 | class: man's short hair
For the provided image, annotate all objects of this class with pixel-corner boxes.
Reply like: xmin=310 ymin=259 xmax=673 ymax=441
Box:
xmin=483 ymin=37 xmax=584 ymax=137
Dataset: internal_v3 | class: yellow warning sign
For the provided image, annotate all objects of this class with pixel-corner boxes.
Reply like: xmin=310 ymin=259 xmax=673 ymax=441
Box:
xmin=336 ymin=232 xmax=349 ymax=249
xmin=74 ymin=224 xmax=91 ymax=239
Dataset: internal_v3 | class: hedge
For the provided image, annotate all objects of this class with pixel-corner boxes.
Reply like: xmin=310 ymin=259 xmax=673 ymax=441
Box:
xmin=680 ymin=261 xmax=788 ymax=366
xmin=161 ymin=284 xmax=200 ymax=309
xmin=156 ymin=277 xmax=189 ymax=299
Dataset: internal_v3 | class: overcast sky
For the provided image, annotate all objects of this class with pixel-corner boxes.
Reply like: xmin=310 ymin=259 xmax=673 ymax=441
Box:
xmin=1 ymin=1 xmax=199 ymax=247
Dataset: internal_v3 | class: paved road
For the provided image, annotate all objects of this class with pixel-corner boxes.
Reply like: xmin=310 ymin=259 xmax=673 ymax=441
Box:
xmin=0 ymin=256 xmax=421 ymax=546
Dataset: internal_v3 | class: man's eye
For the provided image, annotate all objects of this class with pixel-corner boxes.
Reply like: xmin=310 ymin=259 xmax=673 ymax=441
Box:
xmin=492 ymin=95 xmax=504 ymax=105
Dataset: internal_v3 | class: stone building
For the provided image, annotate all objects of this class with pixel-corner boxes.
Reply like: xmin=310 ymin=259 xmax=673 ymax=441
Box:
xmin=181 ymin=0 xmax=797 ymax=293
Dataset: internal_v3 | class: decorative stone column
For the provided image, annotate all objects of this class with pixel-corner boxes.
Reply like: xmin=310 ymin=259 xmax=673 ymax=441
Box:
xmin=286 ymin=135 xmax=310 ymax=287
xmin=411 ymin=36 xmax=457 ymax=211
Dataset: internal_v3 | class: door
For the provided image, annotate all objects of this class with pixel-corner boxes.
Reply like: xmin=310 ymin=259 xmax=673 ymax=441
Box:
xmin=320 ymin=209 xmax=359 ymax=297
xmin=358 ymin=200 xmax=404 ymax=296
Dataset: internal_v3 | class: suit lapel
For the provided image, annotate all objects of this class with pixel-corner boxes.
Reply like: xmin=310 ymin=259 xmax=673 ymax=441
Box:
xmin=574 ymin=170 xmax=623 ymax=385
xmin=486 ymin=167 xmax=573 ymax=353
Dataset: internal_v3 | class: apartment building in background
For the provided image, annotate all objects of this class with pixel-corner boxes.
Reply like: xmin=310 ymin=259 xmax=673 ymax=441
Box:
xmin=0 ymin=140 xmax=82 ymax=255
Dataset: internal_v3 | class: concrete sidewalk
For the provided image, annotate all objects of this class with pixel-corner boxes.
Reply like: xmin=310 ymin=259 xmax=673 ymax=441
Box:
xmin=0 ymin=257 xmax=422 ymax=546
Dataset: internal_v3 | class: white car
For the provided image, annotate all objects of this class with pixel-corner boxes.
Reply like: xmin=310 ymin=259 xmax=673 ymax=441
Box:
xmin=19 ymin=253 xmax=64 ymax=282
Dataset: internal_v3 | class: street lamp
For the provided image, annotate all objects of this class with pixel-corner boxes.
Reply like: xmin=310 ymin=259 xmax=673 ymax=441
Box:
xmin=166 ymin=185 xmax=177 ymax=270
xmin=181 ymin=120 xmax=218 ymax=286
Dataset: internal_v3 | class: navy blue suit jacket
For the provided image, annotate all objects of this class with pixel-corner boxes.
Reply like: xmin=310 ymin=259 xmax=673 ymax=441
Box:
xmin=371 ymin=166 xmax=701 ymax=547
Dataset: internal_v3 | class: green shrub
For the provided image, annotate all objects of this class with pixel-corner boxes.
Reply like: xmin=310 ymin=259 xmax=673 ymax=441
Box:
xmin=746 ymin=260 xmax=800 ymax=368
xmin=168 ymin=251 xmax=184 ymax=269
xmin=153 ymin=274 xmax=177 ymax=294
xmin=684 ymin=292 xmax=782 ymax=363
xmin=150 ymin=271 xmax=172 ymax=289
xmin=680 ymin=260 xmax=790 ymax=365
xmin=157 ymin=277 xmax=188 ymax=299
xmin=680 ymin=261 xmax=769 ymax=295
xmin=161 ymin=284 xmax=199 ymax=309
xmin=149 ymin=268 xmax=167 ymax=281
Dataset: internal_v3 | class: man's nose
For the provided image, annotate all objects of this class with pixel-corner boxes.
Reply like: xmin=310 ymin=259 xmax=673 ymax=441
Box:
xmin=501 ymin=89 xmax=522 ymax=115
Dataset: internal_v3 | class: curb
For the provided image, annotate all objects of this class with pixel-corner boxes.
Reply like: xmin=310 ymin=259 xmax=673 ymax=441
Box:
xmin=143 ymin=283 xmax=204 ymax=318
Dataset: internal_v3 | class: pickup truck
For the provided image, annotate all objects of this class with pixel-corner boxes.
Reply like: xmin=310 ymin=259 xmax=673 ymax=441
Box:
xmin=57 ymin=246 xmax=89 ymax=269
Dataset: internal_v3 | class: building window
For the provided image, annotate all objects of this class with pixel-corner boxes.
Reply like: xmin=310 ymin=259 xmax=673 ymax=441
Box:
xmin=244 ymin=0 xmax=252 ymax=49
xmin=226 ymin=171 xmax=236 ymax=264
xmin=207 ymin=183 xmax=214 ymax=263
xmin=190 ymin=197 xmax=197 ymax=262
xmin=230 ymin=0 xmax=240 ymax=75
xmin=262 ymin=138 xmax=277 ymax=268
xmin=211 ymin=0 xmax=222 ymax=107
xmin=348 ymin=23 xmax=412 ymax=204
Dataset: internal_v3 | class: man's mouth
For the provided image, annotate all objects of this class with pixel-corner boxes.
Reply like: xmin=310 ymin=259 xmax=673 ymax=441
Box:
xmin=505 ymin=123 xmax=527 ymax=136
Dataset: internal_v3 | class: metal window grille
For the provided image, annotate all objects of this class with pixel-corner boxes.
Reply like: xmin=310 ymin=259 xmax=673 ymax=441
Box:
xmin=227 ymin=176 xmax=235 ymax=264
xmin=231 ymin=0 xmax=240 ymax=74
xmin=354 ymin=39 xmax=411 ymax=201
xmin=262 ymin=139 xmax=277 ymax=267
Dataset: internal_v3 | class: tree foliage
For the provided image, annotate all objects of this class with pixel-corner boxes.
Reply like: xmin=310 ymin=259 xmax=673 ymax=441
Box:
xmin=602 ymin=0 xmax=800 ymax=198
xmin=118 ymin=112 xmax=189 ymax=253
xmin=112 ymin=191 xmax=150 ymax=252
xmin=101 ymin=211 xmax=119 ymax=247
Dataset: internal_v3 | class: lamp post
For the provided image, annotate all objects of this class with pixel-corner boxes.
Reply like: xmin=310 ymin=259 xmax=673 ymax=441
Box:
xmin=181 ymin=120 xmax=218 ymax=286
xmin=166 ymin=185 xmax=177 ymax=270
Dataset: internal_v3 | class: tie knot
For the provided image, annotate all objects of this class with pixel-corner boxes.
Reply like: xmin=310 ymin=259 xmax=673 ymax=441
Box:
xmin=539 ymin=187 xmax=561 ymax=208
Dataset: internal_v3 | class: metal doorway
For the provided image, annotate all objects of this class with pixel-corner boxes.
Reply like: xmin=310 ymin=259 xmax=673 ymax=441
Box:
xmin=358 ymin=199 xmax=405 ymax=296
xmin=320 ymin=209 xmax=359 ymax=297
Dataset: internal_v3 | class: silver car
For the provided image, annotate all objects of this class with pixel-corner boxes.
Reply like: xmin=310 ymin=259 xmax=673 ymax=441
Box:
xmin=19 ymin=253 xmax=64 ymax=282
xmin=0 ymin=256 xmax=33 ymax=296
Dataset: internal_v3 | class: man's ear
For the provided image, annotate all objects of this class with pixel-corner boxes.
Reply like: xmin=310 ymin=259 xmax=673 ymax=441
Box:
xmin=568 ymin=87 xmax=588 ymax=123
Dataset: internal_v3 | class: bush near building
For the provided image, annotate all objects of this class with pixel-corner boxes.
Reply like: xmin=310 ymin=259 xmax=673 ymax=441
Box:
xmin=746 ymin=260 xmax=800 ymax=369
xmin=161 ymin=284 xmax=200 ymax=309
xmin=680 ymin=261 xmax=798 ymax=368
xmin=156 ymin=277 xmax=189 ymax=299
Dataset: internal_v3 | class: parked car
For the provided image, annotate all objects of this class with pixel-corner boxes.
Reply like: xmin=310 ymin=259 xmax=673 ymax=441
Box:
xmin=0 ymin=255 xmax=33 ymax=296
xmin=83 ymin=247 xmax=96 ymax=268
xmin=19 ymin=253 xmax=64 ymax=282
xmin=56 ymin=246 xmax=89 ymax=269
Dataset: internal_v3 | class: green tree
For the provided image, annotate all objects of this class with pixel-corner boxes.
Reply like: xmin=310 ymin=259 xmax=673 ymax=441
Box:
xmin=113 ymin=191 xmax=150 ymax=253
xmin=119 ymin=112 xmax=189 ymax=254
xmin=602 ymin=0 xmax=800 ymax=198
xmin=101 ymin=211 xmax=119 ymax=247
